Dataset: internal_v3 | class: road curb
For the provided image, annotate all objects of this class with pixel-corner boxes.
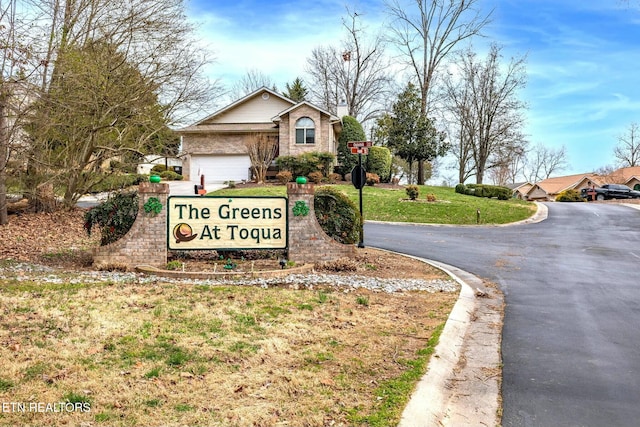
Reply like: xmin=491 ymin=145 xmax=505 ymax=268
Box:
xmin=396 ymin=256 xmax=503 ymax=427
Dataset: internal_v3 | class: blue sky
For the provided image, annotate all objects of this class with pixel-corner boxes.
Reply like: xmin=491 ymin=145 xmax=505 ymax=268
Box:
xmin=187 ymin=0 xmax=640 ymax=178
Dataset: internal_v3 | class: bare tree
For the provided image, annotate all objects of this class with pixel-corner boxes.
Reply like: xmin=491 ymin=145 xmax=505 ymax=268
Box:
xmin=445 ymin=44 xmax=527 ymax=184
xmin=614 ymin=122 xmax=640 ymax=167
xmin=524 ymin=143 xmax=568 ymax=182
xmin=385 ymin=0 xmax=492 ymax=183
xmin=487 ymin=144 xmax=527 ymax=185
xmin=444 ymin=80 xmax=477 ymax=183
xmin=0 ymin=0 xmax=40 ymax=224
xmin=229 ymin=68 xmax=277 ymax=101
xmin=19 ymin=0 xmax=221 ymax=208
xmin=245 ymin=133 xmax=277 ymax=184
xmin=305 ymin=8 xmax=394 ymax=123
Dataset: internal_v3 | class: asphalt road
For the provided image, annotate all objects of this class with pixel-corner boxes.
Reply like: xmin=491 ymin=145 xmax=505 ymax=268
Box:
xmin=365 ymin=202 xmax=640 ymax=427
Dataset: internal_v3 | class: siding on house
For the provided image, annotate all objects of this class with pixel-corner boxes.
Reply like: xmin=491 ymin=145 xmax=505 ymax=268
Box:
xmin=201 ymin=94 xmax=294 ymax=125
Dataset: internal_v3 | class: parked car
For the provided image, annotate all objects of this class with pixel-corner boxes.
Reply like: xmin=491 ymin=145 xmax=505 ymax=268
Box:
xmin=581 ymin=184 xmax=640 ymax=201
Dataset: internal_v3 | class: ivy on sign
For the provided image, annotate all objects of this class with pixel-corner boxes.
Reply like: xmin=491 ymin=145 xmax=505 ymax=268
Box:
xmin=144 ymin=197 xmax=163 ymax=216
xmin=292 ymin=200 xmax=310 ymax=217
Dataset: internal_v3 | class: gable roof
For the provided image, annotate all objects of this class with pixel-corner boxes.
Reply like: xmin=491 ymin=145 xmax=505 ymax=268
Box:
xmin=604 ymin=166 xmax=640 ymax=184
xmin=177 ymin=87 xmax=342 ymax=134
xmin=194 ymin=87 xmax=295 ymax=127
xmin=532 ymin=173 xmax=602 ymax=196
xmin=506 ymin=182 xmax=533 ymax=191
xmin=272 ymin=100 xmax=341 ymax=124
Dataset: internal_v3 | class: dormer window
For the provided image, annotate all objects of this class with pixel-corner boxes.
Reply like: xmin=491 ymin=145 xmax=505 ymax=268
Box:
xmin=295 ymin=117 xmax=315 ymax=144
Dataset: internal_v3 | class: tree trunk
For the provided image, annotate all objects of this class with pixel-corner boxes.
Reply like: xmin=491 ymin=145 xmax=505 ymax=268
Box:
xmin=0 ymin=94 xmax=8 ymax=226
xmin=417 ymin=160 xmax=424 ymax=185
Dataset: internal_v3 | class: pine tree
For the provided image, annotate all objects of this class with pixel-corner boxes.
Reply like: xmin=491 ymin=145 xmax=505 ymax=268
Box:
xmin=283 ymin=78 xmax=308 ymax=102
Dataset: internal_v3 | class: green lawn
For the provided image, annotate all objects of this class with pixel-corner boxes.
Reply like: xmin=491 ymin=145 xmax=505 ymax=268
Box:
xmin=211 ymin=184 xmax=536 ymax=225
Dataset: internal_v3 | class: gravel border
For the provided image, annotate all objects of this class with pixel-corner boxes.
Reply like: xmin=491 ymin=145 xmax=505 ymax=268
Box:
xmin=0 ymin=263 xmax=458 ymax=294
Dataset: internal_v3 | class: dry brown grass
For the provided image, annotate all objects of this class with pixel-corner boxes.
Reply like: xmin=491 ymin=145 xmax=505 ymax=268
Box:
xmin=0 ymin=279 xmax=457 ymax=427
xmin=0 ymin=210 xmax=458 ymax=426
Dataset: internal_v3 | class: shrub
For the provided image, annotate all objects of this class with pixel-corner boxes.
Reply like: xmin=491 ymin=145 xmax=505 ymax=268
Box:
xmin=276 ymin=152 xmax=335 ymax=178
xmin=328 ymin=173 xmax=342 ymax=184
xmin=459 ymin=183 xmax=512 ymax=200
xmin=316 ymin=257 xmax=359 ymax=272
xmin=166 ymin=260 xmax=183 ymax=270
xmin=426 ymin=193 xmax=436 ymax=202
xmin=455 ymin=183 xmax=467 ymax=194
xmin=556 ymin=189 xmax=584 ymax=202
xmin=84 ymin=191 xmax=138 ymax=246
xmin=336 ymin=115 xmax=367 ymax=176
xmin=308 ymin=170 xmax=324 ymax=184
xmin=151 ymin=164 xmax=167 ymax=174
xmin=366 ymin=146 xmax=392 ymax=182
xmin=365 ymin=172 xmax=380 ymax=186
xmin=160 ymin=170 xmax=183 ymax=181
xmin=406 ymin=185 xmax=419 ymax=200
xmin=275 ymin=170 xmax=292 ymax=184
xmin=275 ymin=156 xmax=298 ymax=174
xmin=314 ymin=186 xmax=361 ymax=244
xmin=315 ymin=152 xmax=336 ymax=177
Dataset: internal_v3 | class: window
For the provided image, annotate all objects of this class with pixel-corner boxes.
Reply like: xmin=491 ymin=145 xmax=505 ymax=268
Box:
xmin=295 ymin=117 xmax=315 ymax=144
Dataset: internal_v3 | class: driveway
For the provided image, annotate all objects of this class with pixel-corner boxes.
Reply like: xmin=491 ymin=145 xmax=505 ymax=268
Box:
xmin=76 ymin=181 xmax=226 ymax=208
xmin=365 ymin=202 xmax=640 ymax=427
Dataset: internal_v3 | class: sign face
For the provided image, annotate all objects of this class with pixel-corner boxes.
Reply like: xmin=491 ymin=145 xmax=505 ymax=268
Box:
xmin=350 ymin=147 xmax=368 ymax=155
xmin=347 ymin=141 xmax=373 ymax=148
xmin=167 ymin=196 xmax=288 ymax=250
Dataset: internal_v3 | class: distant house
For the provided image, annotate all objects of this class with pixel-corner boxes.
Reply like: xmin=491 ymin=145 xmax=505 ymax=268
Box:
xmin=601 ymin=166 xmax=640 ymax=190
xmin=506 ymin=182 xmax=533 ymax=200
xmin=176 ymin=87 xmax=343 ymax=183
xmin=525 ymin=173 xmax=603 ymax=201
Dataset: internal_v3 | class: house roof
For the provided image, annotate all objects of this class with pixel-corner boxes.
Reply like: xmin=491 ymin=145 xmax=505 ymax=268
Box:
xmin=530 ymin=173 xmax=603 ymax=196
xmin=177 ymin=86 xmax=342 ymax=134
xmin=176 ymin=123 xmax=278 ymax=134
xmin=506 ymin=182 xmax=533 ymax=191
xmin=193 ymin=87 xmax=295 ymax=127
xmin=271 ymin=101 xmax=341 ymax=124
xmin=605 ymin=166 xmax=640 ymax=184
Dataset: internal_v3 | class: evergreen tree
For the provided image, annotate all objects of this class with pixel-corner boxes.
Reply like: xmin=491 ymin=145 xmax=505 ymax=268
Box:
xmin=336 ymin=116 xmax=366 ymax=177
xmin=283 ymin=77 xmax=308 ymax=102
xmin=387 ymin=82 xmax=448 ymax=184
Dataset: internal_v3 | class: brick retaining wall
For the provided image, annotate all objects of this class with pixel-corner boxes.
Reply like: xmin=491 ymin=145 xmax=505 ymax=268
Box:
xmin=92 ymin=182 xmax=355 ymax=270
xmin=92 ymin=182 xmax=169 ymax=269
xmin=286 ymin=183 xmax=355 ymax=263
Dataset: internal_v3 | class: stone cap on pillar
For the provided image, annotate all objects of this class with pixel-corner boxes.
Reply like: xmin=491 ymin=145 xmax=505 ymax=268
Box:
xmin=287 ymin=182 xmax=315 ymax=195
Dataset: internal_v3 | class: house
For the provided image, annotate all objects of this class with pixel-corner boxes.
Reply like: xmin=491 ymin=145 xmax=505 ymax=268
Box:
xmin=525 ymin=173 xmax=603 ymax=201
xmin=506 ymin=182 xmax=533 ymax=200
xmin=602 ymin=166 xmax=640 ymax=190
xmin=177 ymin=87 xmax=344 ymax=183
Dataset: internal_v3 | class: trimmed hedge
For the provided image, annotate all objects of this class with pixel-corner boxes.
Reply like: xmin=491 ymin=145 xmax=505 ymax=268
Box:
xmin=314 ymin=186 xmax=362 ymax=244
xmin=276 ymin=151 xmax=335 ymax=179
xmin=455 ymin=183 xmax=512 ymax=200
xmin=366 ymin=146 xmax=392 ymax=183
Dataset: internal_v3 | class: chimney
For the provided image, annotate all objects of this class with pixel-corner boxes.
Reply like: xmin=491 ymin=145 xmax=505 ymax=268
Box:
xmin=336 ymin=100 xmax=348 ymax=119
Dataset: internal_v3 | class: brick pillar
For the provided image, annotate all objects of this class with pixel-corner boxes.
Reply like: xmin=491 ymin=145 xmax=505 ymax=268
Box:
xmin=92 ymin=182 xmax=169 ymax=270
xmin=287 ymin=183 xmax=355 ymax=264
